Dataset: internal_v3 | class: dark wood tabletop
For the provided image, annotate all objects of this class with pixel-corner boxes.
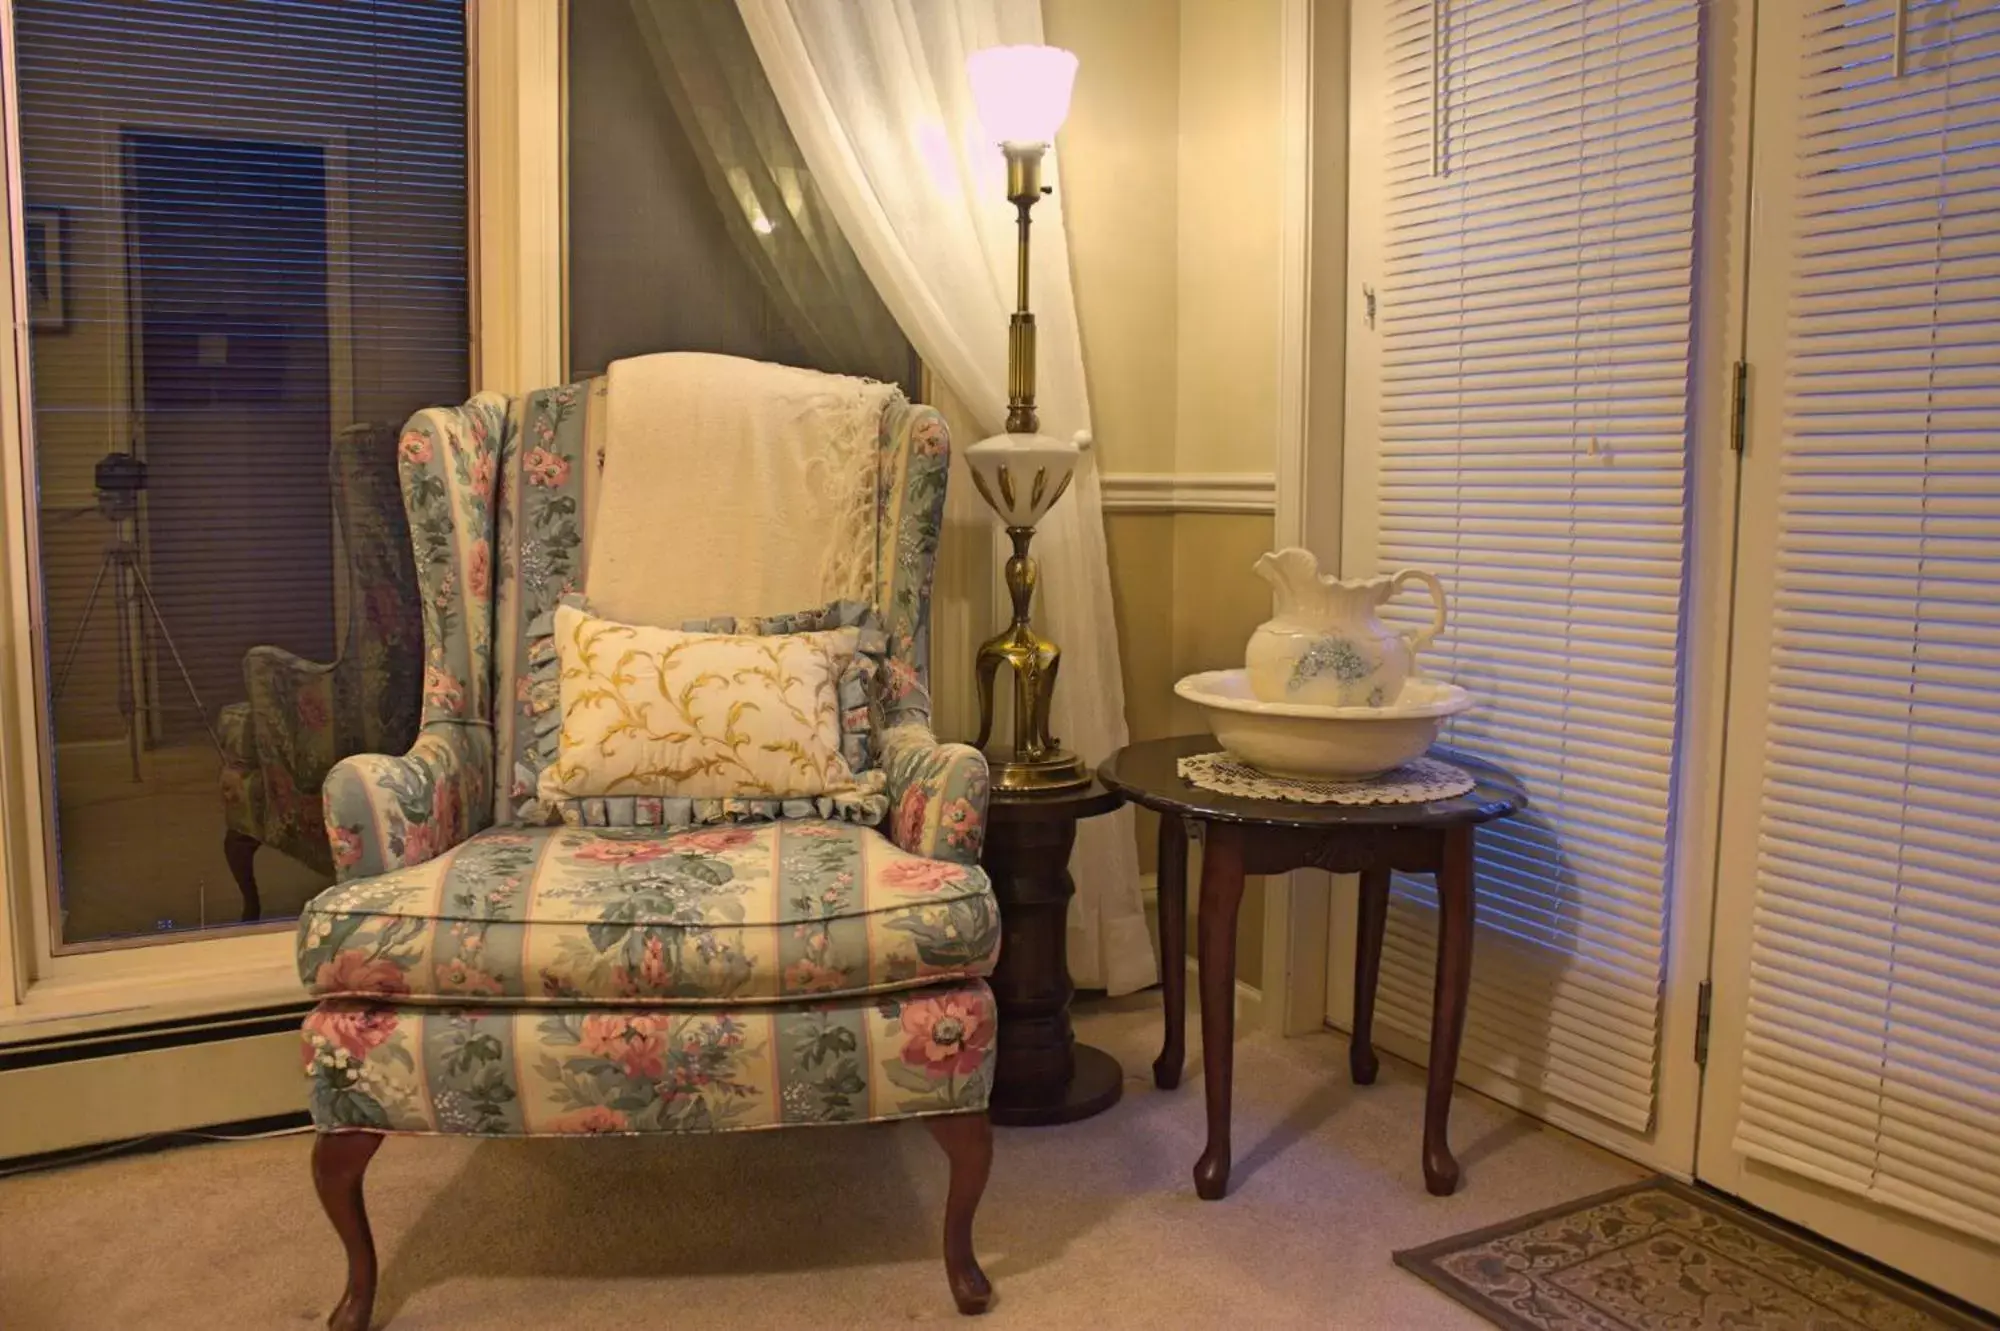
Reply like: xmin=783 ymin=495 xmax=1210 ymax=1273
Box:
xmin=989 ymin=778 xmax=1125 ymax=822
xmin=1096 ymin=734 xmax=1525 ymax=830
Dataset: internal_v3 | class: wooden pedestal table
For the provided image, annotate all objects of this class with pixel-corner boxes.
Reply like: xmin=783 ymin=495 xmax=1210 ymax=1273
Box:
xmin=980 ymin=780 xmax=1128 ymax=1126
xmin=1097 ymin=736 xmax=1524 ymax=1198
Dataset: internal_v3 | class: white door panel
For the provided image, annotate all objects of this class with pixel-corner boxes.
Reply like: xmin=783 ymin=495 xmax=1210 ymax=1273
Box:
xmin=1696 ymin=0 xmax=2000 ymax=1311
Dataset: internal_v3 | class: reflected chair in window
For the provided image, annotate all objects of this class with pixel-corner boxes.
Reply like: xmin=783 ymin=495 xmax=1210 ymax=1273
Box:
xmin=295 ymin=364 xmax=997 ymax=1327
xmin=218 ymin=423 xmax=423 ymax=921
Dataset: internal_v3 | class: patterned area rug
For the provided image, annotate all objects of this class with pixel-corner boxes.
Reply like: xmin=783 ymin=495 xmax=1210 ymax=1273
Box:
xmin=1395 ymin=1179 xmax=1995 ymax=1331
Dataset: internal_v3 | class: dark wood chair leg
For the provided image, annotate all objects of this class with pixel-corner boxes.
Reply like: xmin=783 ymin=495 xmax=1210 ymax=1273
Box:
xmin=1350 ymin=866 xmax=1391 ymax=1085
xmin=1193 ymin=821 xmax=1247 ymax=1201
xmin=925 ymin=1112 xmax=994 ymax=1315
xmin=1423 ymin=826 xmax=1477 ymax=1196
xmin=224 ymin=829 xmax=262 ymax=922
xmin=312 ymin=1131 xmax=383 ymax=1331
xmin=1153 ymin=811 xmax=1188 ymax=1090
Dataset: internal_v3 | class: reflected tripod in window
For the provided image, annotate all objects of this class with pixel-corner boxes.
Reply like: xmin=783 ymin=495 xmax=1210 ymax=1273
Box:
xmin=50 ymin=452 xmax=221 ymax=782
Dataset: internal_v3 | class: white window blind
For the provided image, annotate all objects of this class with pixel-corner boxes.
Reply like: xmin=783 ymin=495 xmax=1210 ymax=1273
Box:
xmin=1368 ymin=0 xmax=1701 ymax=1132
xmin=1732 ymin=0 xmax=2000 ymax=1245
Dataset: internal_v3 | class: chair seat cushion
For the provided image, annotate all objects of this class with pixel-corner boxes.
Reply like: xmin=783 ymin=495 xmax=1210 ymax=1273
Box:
xmin=302 ymin=980 xmax=994 ymax=1135
xmin=298 ymin=821 xmax=998 ymax=1006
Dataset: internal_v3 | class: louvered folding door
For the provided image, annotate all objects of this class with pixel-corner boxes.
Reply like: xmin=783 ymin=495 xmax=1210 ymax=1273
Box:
xmin=1697 ymin=0 xmax=2000 ymax=1305
xmin=1342 ymin=0 xmax=1702 ymax=1135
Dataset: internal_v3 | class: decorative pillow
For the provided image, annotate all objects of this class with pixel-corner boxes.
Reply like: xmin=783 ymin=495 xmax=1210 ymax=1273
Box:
xmin=512 ymin=596 xmax=891 ymax=828
xmin=537 ymin=602 xmax=856 ymax=802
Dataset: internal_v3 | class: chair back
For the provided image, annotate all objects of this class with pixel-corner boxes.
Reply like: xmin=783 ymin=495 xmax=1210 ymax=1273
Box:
xmin=392 ymin=364 xmax=950 ymax=827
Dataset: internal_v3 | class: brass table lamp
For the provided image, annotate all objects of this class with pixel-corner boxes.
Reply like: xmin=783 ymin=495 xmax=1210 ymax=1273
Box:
xmin=964 ymin=44 xmax=1088 ymax=793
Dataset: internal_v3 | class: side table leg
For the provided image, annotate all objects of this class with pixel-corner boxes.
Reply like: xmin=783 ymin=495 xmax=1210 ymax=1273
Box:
xmin=1350 ymin=866 xmax=1391 ymax=1085
xmin=1424 ymin=825 xmax=1477 ymax=1196
xmin=1153 ymin=811 xmax=1188 ymax=1090
xmin=1194 ymin=820 xmax=1247 ymax=1201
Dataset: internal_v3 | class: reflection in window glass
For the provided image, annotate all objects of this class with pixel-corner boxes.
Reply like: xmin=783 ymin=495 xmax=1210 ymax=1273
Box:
xmin=14 ymin=0 xmax=466 ymax=947
xmin=567 ymin=0 xmax=913 ymax=390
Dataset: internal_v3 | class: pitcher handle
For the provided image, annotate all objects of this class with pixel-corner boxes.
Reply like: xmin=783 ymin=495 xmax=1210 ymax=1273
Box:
xmin=1391 ymin=568 xmax=1448 ymax=654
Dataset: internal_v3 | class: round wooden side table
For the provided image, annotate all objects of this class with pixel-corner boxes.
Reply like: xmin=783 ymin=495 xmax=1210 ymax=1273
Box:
xmin=981 ymin=779 xmax=1128 ymax=1126
xmin=1098 ymin=736 xmax=1524 ymax=1198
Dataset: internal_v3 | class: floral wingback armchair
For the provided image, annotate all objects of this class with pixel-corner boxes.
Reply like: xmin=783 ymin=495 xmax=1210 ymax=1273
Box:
xmin=294 ymin=369 xmax=997 ymax=1331
xmin=218 ymin=423 xmax=422 ymax=921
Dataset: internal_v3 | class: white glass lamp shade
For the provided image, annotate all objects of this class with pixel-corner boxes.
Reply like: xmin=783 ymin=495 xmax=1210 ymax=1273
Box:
xmin=965 ymin=432 xmax=1079 ymax=527
xmin=966 ymin=45 xmax=1079 ymax=147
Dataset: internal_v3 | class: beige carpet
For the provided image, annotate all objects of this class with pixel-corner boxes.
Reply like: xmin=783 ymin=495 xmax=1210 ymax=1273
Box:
xmin=0 ymin=994 xmax=1642 ymax=1329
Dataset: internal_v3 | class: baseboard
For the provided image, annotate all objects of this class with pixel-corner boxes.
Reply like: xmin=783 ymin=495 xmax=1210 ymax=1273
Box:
xmin=0 ymin=1029 xmax=306 ymax=1161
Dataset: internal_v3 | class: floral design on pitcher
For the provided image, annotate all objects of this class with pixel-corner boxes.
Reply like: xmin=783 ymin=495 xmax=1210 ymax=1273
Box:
xmin=1287 ymin=635 xmax=1373 ymax=694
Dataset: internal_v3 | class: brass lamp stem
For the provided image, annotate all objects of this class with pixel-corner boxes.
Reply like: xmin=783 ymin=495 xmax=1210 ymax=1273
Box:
xmin=1004 ymin=143 xmax=1047 ymax=435
xmin=1004 ymin=525 xmax=1038 ymax=630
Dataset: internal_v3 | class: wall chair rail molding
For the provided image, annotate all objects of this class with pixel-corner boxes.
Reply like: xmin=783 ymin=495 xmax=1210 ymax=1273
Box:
xmin=1098 ymin=472 xmax=1278 ymax=514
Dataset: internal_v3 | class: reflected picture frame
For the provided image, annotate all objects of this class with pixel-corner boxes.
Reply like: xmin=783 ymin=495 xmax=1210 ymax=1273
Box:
xmin=24 ymin=204 xmax=68 ymax=331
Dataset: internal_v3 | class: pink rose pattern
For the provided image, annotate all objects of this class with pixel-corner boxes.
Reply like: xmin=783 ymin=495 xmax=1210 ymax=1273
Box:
xmin=877 ymin=858 xmax=966 ymax=894
xmin=524 ymin=445 xmax=570 ymax=488
xmin=899 ymin=990 xmax=994 ymax=1079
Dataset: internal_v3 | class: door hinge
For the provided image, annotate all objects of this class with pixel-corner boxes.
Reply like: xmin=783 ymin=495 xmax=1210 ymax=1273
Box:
xmin=1694 ymin=979 xmax=1714 ymax=1068
xmin=1727 ymin=360 xmax=1749 ymax=454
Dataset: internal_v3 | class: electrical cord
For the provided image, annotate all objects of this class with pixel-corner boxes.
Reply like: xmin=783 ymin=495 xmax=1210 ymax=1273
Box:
xmin=0 ymin=1120 xmax=313 ymax=1182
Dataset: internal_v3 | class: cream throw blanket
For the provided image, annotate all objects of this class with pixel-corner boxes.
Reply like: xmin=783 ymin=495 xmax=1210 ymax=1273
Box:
xmin=585 ymin=352 xmax=897 ymax=627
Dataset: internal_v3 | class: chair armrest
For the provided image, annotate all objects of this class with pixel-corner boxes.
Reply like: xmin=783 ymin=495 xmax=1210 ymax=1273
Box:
xmin=881 ymin=724 xmax=989 ymax=865
xmin=239 ymin=643 xmax=340 ymax=759
xmin=321 ymin=722 xmax=493 ymax=882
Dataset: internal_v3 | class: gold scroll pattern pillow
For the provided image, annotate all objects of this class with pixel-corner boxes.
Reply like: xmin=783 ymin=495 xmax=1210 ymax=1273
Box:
xmin=538 ymin=602 xmax=863 ymax=802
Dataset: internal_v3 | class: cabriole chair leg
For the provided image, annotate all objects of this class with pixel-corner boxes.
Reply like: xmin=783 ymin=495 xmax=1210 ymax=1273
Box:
xmin=223 ymin=829 xmax=262 ymax=922
xmin=925 ymin=1112 xmax=995 ymax=1315
xmin=312 ymin=1131 xmax=383 ymax=1331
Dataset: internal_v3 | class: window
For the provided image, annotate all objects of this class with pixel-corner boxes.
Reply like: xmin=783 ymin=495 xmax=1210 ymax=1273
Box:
xmin=565 ymin=0 xmax=911 ymax=389
xmin=12 ymin=0 xmax=468 ymax=947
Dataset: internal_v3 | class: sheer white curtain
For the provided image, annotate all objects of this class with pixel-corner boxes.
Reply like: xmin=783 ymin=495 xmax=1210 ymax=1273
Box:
xmin=738 ymin=0 xmax=1154 ymax=995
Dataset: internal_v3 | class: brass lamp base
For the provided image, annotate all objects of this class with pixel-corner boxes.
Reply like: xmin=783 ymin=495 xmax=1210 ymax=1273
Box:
xmin=990 ymin=749 xmax=1090 ymax=794
xmin=974 ymin=525 xmax=1090 ymax=795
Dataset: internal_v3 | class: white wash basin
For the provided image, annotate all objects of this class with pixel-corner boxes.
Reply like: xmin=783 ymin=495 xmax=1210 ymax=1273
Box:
xmin=1173 ymin=669 xmax=1473 ymax=780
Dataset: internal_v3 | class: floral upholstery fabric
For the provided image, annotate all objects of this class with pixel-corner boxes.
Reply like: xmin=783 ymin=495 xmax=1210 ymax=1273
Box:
xmin=496 ymin=382 xmax=597 ymax=826
xmin=881 ymin=725 xmax=987 ymax=866
xmin=322 ymin=724 xmax=493 ymax=884
xmin=298 ymin=820 xmax=999 ymax=1006
xmin=221 ymin=423 xmax=423 ymax=875
xmin=303 ymin=979 xmax=995 ymax=1135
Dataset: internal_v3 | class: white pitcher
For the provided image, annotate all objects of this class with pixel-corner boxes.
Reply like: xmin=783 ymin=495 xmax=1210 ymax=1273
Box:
xmin=1245 ymin=548 xmax=1447 ymax=708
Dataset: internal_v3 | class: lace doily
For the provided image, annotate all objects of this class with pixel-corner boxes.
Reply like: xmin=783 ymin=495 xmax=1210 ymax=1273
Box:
xmin=1176 ymin=751 xmax=1475 ymax=806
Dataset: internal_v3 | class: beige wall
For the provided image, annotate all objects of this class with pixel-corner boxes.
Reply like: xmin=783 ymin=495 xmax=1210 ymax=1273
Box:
xmin=1054 ymin=0 xmax=1293 ymax=986
xmin=1045 ymin=0 xmax=1180 ymax=476
xmin=1175 ymin=0 xmax=1287 ymax=476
